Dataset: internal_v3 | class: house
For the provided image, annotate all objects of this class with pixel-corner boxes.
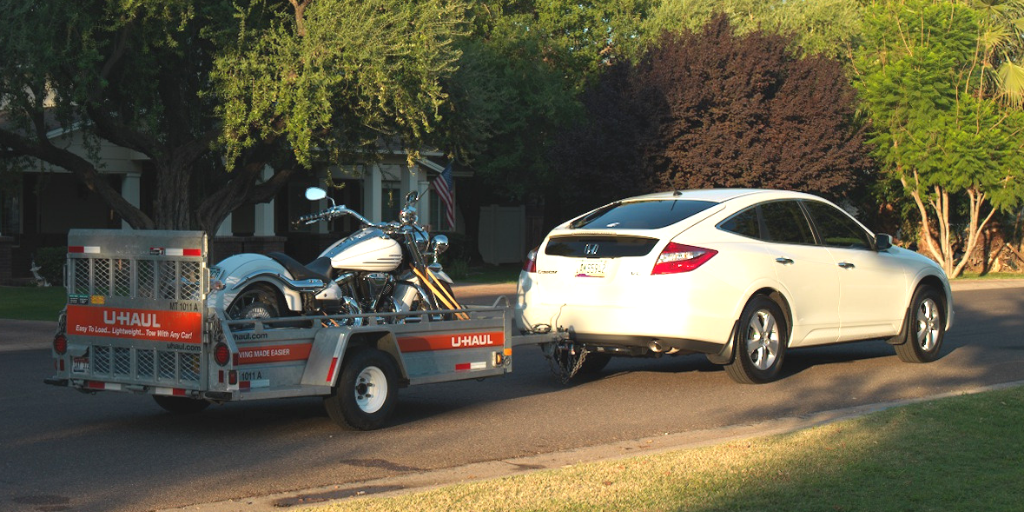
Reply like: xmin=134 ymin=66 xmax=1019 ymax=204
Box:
xmin=0 ymin=122 xmax=464 ymax=283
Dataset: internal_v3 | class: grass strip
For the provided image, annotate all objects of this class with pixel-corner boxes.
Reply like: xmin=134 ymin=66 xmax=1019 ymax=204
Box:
xmin=0 ymin=286 xmax=66 ymax=321
xmin=305 ymin=386 xmax=1024 ymax=512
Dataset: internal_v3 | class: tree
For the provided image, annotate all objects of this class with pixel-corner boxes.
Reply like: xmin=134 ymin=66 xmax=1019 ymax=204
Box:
xmin=555 ymin=15 xmax=871 ymax=213
xmin=645 ymin=0 xmax=864 ymax=60
xmin=0 ymin=0 xmax=466 ymax=233
xmin=854 ymin=0 xmax=1024 ymax=278
xmin=436 ymin=0 xmax=654 ymax=201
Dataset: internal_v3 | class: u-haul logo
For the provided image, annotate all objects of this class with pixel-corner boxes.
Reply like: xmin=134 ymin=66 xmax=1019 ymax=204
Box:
xmin=103 ymin=310 xmax=161 ymax=328
xmin=398 ymin=331 xmax=504 ymax=353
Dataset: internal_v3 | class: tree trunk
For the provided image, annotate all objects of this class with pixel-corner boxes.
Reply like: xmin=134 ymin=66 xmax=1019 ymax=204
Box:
xmin=153 ymin=161 xmax=193 ymax=230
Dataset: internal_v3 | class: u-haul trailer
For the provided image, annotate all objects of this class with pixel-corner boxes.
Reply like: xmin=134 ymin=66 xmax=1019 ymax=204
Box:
xmin=44 ymin=229 xmax=557 ymax=430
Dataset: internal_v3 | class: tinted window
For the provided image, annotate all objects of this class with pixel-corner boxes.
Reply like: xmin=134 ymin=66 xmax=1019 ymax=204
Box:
xmin=802 ymin=201 xmax=873 ymax=250
xmin=761 ymin=201 xmax=816 ymax=245
xmin=719 ymin=207 xmax=760 ymax=239
xmin=570 ymin=200 xmax=716 ymax=230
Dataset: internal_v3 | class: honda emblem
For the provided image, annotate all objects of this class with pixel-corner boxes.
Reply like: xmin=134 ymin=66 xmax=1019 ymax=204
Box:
xmin=584 ymin=243 xmax=600 ymax=256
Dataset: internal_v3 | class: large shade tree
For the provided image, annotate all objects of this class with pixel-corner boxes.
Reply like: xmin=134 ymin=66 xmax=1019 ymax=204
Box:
xmin=555 ymin=15 xmax=871 ymax=213
xmin=854 ymin=0 xmax=1024 ymax=278
xmin=0 ymin=0 xmax=466 ymax=233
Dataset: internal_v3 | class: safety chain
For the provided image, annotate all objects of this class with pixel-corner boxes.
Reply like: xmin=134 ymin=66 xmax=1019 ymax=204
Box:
xmin=546 ymin=342 xmax=589 ymax=384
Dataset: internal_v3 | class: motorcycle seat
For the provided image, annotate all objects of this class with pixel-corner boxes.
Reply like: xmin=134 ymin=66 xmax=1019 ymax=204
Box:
xmin=267 ymin=252 xmax=330 ymax=283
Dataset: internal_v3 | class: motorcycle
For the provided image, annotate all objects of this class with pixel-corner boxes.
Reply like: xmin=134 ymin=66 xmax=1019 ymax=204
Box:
xmin=208 ymin=187 xmax=461 ymax=325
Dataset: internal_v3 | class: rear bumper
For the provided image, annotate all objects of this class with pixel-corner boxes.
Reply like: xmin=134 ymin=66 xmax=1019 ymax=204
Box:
xmin=515 ymin=274 xmax=735 ymax=355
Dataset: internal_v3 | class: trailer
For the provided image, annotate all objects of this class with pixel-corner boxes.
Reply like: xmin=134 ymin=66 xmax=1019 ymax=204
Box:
xmin=44 ymin=229 xmax=559 ymax=430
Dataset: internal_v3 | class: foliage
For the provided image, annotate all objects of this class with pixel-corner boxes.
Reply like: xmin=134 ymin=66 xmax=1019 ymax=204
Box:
xmin=33 ymin=247 xmax=66 ymax=286
xmin=645 ymin=0 xmax=864 ymax=60
xmin=854 ymin=0 xmax=1024 ymax=277
xmin=437 ymin=0 xmax=654 ymax=204
xmin=555 ymin=14 xmax=871 ymax=213
xmin=0 ymin=0 xmax=467 ymax=233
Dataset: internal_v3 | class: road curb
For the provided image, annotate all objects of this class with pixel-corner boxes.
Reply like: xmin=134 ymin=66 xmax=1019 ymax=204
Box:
xmin=157 ymin=380 xmax=1024 ymax=512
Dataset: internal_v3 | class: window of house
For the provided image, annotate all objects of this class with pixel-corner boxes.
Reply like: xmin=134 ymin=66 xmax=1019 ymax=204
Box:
xmin=381 ymin=181 xmax=401 ymax=222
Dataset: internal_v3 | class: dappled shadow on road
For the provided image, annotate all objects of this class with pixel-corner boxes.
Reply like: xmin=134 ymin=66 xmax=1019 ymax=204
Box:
xmin=8 ymin=288 xmax=1024 ymax=512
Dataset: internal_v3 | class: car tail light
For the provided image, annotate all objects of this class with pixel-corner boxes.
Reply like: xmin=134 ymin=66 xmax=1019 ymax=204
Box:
xmin=523 ymin=247 xmax=539 ymax=273
xmin=651 ymin=242 xmax=717 ymax=275
xmin=214 ymin=343 xmax=231 ymax=366
xmin=53 ymin=334 xmax=68 ymax=355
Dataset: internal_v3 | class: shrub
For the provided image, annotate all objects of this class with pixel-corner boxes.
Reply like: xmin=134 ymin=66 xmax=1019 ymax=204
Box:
xmin=34 ymin=247 xmax=66 ymax=286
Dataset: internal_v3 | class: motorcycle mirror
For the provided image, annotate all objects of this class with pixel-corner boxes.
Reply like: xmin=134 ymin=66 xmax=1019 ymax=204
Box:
xmin=405 ymin=190 xmax=418 ymax=204
xmin=305 ymin=187 xmax=328 ymax=201
xmin=431 ymin=235 xmax=449 ymax=256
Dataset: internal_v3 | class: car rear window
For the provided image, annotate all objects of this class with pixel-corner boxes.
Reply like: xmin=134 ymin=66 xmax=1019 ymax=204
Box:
xmin=569 ymin=200 xmax=717 ymax=230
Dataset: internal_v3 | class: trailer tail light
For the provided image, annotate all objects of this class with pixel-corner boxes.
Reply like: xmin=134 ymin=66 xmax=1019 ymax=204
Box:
xmin=213 ymin=343 xmax=230 ymax=366
xmin=651 ymin=243 xmax=717 ymax=275
xmin=523 ymin=247 xmax=539 ymax=273
xmin=53 ymin=334 xmax=68 ymax=355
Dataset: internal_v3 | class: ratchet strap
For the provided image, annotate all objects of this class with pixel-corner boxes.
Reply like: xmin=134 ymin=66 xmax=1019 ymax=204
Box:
xmin=412 ymin=266 xmax=469 ymax=320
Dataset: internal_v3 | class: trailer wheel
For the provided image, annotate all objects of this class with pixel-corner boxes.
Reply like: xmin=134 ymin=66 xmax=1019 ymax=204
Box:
xmin=153 ymin=395 xmax=210 ymax=414
xmin=324 ymin=348 xmax=398 ymax=430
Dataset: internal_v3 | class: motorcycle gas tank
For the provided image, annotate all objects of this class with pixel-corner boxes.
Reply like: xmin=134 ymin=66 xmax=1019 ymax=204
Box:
xmin=320 ymin=227 xmax=403 ymax=272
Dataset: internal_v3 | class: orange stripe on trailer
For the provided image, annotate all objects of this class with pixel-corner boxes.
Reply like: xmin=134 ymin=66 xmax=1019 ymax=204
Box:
xmin=236 ymin=343 xmax=312 ymax=365
xmin=398 ymin=331 xmax=505 ymax=353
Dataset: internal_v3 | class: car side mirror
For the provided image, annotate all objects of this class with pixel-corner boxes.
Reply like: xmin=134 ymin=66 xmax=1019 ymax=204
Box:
xmin=875 ymin=233 xmax=893 ymax=251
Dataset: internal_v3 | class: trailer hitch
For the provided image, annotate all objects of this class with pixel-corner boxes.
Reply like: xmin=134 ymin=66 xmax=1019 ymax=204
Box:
xmin=544 ymin=333 xmax=589 ymax=384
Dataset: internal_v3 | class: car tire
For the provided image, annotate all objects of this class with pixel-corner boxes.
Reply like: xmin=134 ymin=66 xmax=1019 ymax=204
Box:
xmin=894 ymin=286 xmax=945 ymax=363
xmin=324 ymin=348 xmax=399 ymax=430
xmin=152 ymin=395 xmax=210 ymax=414
xmin=725 ymin=296 xmax=788 ymax=384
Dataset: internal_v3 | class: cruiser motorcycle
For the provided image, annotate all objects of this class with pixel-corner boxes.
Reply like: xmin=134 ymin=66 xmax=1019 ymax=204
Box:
xmin=208 ymin=187 xmax=460 ymax=324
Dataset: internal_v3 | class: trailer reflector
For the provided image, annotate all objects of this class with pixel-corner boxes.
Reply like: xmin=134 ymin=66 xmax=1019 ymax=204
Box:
xmin=155 ymin=387 xmax=187 ymax=396
xmin=326 ymin=357 xmax=339 ymax=383
xmin=86 ymin=381 xmax=122 ymax=391
xmin=68 ymin=246 xmax=101 ymax=254
xmin=456 ymin=362 xmax=487 ymax=372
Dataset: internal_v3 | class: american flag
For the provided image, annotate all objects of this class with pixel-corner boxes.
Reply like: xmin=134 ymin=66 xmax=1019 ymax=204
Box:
xmin=433 ymin=162 xmax=456 ymax=230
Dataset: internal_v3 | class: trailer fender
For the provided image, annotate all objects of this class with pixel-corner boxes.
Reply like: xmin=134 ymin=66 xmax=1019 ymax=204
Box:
xmin=301 ymin=329 xmax=410 ymax=388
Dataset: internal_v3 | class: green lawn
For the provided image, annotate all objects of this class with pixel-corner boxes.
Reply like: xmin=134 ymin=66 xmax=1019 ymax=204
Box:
xmin=306 ymin=386 xmax=1024 ymax=512
xmin=0 ymin=286 xmax=66 ymax=321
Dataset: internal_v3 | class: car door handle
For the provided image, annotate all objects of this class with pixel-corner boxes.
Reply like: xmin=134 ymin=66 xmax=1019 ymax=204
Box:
xmin=775 ymin=257 xmax=794 ymax=265
xmin=838 ymin=262 xmax=855 ymax=269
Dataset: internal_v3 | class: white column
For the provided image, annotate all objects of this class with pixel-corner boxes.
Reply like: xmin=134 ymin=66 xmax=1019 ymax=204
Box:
xmin=364 ymin=164 xmax=383 ymax=223
xmin=216 ymin=213 xmax=233 ymax=237
xmin=121 ymin=173 xmax=141 ymax=229
xmin=254 ymin=165 xmax=276 ymax=236
xmin=416 ymin=165 xmax=432 ymax=229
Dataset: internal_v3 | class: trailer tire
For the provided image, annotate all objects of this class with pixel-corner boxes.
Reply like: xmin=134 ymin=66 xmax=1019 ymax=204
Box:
xmin=324 ymin=348 xmax=398 ymax=430
xmin=153 ymin=395 xmax=210 ymax=414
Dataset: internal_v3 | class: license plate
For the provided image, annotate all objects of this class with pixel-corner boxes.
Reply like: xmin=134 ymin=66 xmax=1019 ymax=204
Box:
xmin=576 ymin=259 xmax=607 ymax=278
xmin=72 ymin=357 xmax=89 ymax=374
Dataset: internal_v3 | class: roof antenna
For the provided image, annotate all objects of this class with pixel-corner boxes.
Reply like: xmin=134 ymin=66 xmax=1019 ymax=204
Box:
xmin=673 ymin=190 xmax=683 ymax=196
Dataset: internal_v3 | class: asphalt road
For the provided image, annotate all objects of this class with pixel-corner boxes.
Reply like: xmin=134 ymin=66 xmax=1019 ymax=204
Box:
xmin=2 ymin=281 xmax=1023 ymax=512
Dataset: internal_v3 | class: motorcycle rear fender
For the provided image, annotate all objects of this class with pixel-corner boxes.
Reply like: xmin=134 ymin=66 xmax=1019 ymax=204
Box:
xmin=212 ymin=253 xmax=305 ymax=313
